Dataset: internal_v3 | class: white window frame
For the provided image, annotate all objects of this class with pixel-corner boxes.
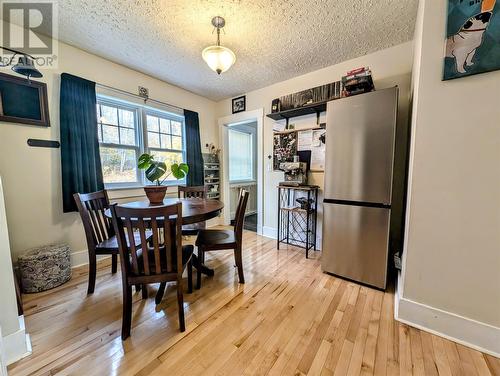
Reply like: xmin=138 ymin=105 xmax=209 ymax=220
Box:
xmin=96 ymin=95 xmax=186 ymax=189
xmin=142 ymin=107 xmax=186 ymax=186
xmin=228 ymin=128 xmax=255 ymax=183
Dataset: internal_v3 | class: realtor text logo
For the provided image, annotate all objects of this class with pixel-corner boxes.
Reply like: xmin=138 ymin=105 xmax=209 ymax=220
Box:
xmin=1 ymin=1 xmax=58 ymax=68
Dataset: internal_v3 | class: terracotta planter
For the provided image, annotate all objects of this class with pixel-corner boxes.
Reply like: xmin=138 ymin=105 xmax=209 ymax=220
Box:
xmin=144 ymin=185 xmax=168 ymax=205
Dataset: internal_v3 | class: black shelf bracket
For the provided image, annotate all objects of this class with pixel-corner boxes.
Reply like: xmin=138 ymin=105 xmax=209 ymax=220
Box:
xmin=27 ymin=139 xmax=60 ymax=148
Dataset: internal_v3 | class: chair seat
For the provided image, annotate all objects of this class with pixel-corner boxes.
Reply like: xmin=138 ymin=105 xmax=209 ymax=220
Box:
xmin=96 ymin=230 xmax=152 ymax=253
xmin=137 ymin=245 xmax=194 ymax=273
xmin=195 ymin=229 xmax=236 ymax=249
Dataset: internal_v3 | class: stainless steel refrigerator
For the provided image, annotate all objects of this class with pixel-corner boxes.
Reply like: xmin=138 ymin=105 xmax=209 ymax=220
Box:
xmin=322 ymin=87 xmax=398 ymax=289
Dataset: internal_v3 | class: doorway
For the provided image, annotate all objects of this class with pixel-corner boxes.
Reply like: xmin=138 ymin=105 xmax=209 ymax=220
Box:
xmin=218 ymin=109 xmax=264 ymax=235
xmin=227 ymin=121 xmax=258 ymax=231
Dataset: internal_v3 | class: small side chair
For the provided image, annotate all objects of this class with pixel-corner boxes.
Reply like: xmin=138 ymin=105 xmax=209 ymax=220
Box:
xmin=178 ymin=185 xmax=208 ymax=236
xmin=195 ymin=189 xmax=249 ymax=289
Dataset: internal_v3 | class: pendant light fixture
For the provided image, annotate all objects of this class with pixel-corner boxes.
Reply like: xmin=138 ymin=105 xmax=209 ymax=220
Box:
xmin=0 ymin=46 xmax=43 ymax=80
xmin=202 ymin=16 xmax=236 ymax=75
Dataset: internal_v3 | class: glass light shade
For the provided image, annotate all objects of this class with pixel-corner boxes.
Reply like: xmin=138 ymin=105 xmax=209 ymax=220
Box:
xmin=202 ymin=45 xmax=236 ymax=74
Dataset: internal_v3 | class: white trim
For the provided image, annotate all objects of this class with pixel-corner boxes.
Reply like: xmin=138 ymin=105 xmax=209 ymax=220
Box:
xmin=262 ymin=226 xmax=277 ymax=239
xmin=395 ymin=292 xmax=500 ymax=357
xmin=394 ymin=271 xmax=403 ymax=319
xmin=0 ymin=326 xmax=6 ymax=375
xmin=218 ymin=109 xmax=264 ymax=236
xmin=70 ymin=250 xmax=111 ymax=269
xmin=96 ymin=86 xmax=184 ymax=117
xmin=219 ymin=124 xmax=230 ymax=226
xmin=2 ymin=316 xmax=31 ymax=366
xmin=96 ymin=95 xmax=187 ymax=189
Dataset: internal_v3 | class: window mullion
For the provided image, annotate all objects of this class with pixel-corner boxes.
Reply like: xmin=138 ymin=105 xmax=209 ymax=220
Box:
xmin=138 ymin=108 xmax=146 ymax=185
xmin=142 ymin=108 xmax=148 ymax=153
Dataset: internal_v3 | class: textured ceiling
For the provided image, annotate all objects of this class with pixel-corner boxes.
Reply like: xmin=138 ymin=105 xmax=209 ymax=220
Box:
xmin=55 ymin=0 xmax=418 ymax=101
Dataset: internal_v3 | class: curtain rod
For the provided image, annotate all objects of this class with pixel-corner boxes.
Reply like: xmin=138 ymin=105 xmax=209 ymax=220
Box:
xmin=95 ymin=82 xmax=184 ymax=112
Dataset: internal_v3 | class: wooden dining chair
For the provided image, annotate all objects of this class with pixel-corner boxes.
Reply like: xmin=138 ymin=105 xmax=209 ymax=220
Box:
xmin=178 ymin=185 xmax=208 ymax=236
xmin=74 ymin=190 xmax=120 ymax=294
xmin=74 ymin=190 xmax=151 ymax=295
xmin=178 ymin=185 xmax=207 ymax=199
xmin=110 ymin=202 xmax=194 ymax=339
xmin=195 ymin=189 xmax=249 ymax=289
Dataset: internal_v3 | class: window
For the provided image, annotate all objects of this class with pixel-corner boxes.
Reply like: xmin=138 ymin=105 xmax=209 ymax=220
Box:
xmin=97 ymin=102 xmax=140 ymax=185
xmin=96 ymin=96 xmax=185 ymax=187
xmin=145 ymin=112 xmax=185 ymax=183
xmin=228 ymin=129 xmax=254 ymax=182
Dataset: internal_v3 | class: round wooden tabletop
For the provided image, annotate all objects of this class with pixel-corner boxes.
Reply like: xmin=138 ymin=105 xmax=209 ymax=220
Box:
xmin=104 ymin=198 xmax=224 ymax=225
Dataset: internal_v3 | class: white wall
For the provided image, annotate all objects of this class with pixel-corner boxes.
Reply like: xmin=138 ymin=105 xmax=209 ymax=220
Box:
xmin=0 ymin=37 xmax=218 ymax=263
xmin=216 ymin=42 xmax=414 ymax=243
xmin=0 ymin=178 xmax=19 ymax=338
xmin=0 ymin=177 xmax=30 ymax=365
xmin=398 ymin=0 xmax=500 ymax=356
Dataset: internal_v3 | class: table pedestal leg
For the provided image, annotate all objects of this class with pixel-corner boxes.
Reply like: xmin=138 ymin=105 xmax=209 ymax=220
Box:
xmin=191 ymin=254 xmax=214 ymax=276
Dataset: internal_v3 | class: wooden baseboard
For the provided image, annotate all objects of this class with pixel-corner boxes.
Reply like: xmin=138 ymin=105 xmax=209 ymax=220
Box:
xmin=70 ymin=250 xmax=110 ymax=269
xmin=262 ymin=226 xmax=277 ymax=239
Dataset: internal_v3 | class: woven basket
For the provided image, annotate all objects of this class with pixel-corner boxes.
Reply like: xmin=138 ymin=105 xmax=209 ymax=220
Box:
xmin=18 ymin=244 xmax=71 ymax=293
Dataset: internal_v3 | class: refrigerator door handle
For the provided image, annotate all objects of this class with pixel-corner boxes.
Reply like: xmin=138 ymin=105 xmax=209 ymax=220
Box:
xmin=323 ymin=198 xmax=391 ymax=209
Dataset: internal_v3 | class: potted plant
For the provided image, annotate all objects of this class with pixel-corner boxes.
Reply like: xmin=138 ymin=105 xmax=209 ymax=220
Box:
xmin=137 ymin=153 xmax=189 ymax=204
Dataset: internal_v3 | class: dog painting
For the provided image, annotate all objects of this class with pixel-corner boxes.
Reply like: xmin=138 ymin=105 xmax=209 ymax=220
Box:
xmin=444 ymin=0 xmax=500 ymax=80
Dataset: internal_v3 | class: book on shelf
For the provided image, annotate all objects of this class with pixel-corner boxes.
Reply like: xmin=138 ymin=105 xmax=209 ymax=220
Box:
xmin=347 ymin=67 xmax=369 ymax=76
xmin=342 ymin=66 xmax=374 ymax=96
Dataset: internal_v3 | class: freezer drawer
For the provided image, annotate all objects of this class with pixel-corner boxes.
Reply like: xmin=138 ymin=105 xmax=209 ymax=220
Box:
xmin=321 ymin=203 xmax=390 ymax=289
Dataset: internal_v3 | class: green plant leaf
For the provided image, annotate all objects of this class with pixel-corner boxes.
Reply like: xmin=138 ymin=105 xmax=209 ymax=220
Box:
xmin=171 ymin=163 xmax=189 ymax=180
xmin=145 ymin=161 xmax=167 ymax=183
xmin=138 ymin=153 xmax=154 ymax=169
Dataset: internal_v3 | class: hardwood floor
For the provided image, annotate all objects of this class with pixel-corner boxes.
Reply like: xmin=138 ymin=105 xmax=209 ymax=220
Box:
xmin=8 ymin=230 xmax=500 ymax=376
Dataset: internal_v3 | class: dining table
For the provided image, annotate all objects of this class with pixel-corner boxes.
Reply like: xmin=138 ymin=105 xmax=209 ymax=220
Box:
xmin=104 ymin=197 xmax=224 ymax=277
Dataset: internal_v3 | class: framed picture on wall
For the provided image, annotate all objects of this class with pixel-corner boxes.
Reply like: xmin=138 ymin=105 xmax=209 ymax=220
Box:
xmin=0 ymin=72 xmax=50 ymax=126
xmin=444 ymin=0 xmax=500 ymax=80
xmin=232 ymin=95 xmax=246 ymax=114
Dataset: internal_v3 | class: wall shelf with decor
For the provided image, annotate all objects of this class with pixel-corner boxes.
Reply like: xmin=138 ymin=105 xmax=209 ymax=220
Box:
xmin=203 ymin=153 xmax=220 ymax=199
xmin=267 ymin=101 xmax=327 ymax=123
xmin=266 ymin=80 xmax=343 ymax=129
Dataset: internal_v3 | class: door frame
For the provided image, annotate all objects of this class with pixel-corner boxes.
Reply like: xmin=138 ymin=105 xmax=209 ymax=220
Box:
xmin=218 ymin=108 xmax=264 ymax=235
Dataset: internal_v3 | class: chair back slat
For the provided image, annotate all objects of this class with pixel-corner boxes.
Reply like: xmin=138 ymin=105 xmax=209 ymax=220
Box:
xmin=234 ymin=190 xmax=250 ymax=243
xmin=178 ymin=185 xmax=207 ymax=199
xmin=96 ymin=199 xmax=112 ymax=236
xmin=233 ymin=191 xmax=243 ymax=229
xmin=175 ymin=203 xmax=183 ymax=275
xmin=88 ymin=201 xmax=105 ymax=243
xmin=164 ymin=219 xmax=173 ymax=273
xmin=125 ymin=219 xmax=140 ymax=275
xmin=110 ymin=203 xmax=182 ymax=279
xmin=137 ymin=219 xmax=150 ymax=275
xmin=233 ymin=189 xmax=245 ymax=228
xmin=150 ymin=218 xmax=162 ymax=275
xmin=74 ymin=190 xmax=114 ymax=248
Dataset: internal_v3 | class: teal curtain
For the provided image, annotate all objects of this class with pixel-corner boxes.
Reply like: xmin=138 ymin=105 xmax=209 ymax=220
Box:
xmin=60 ymin=73 xmax=103 ymax=212
xmin=184 ymin=109 xmax=204 ymax=186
